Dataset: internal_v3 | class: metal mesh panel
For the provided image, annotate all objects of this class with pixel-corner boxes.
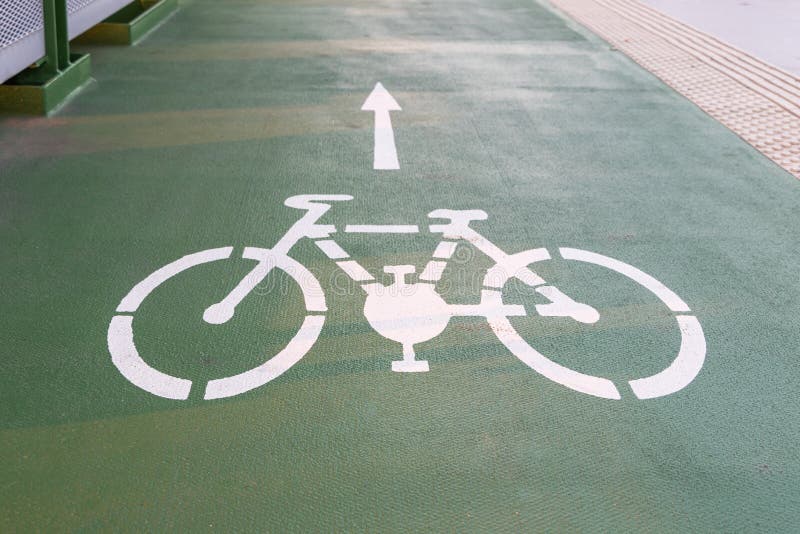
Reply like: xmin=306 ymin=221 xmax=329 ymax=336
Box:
xmin=0 ymin=0 xmax=44 ymax=49
xmin=67 ymin=0 xmax=98 ymax=14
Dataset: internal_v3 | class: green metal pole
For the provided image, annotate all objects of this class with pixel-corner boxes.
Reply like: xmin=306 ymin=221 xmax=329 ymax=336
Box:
xmin=54 ymin=0 xmax=70 ymax=70
xmin=42 ymin=0 xmax=60 ymax=76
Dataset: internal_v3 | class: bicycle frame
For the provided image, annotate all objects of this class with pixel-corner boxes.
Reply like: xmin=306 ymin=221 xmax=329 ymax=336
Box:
xmin=205 ymin=195 xmax=596 ymax=327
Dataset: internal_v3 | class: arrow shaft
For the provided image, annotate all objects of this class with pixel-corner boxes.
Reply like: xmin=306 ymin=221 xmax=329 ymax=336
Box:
xmin=373 ymin=110 xmax=399 ymax=170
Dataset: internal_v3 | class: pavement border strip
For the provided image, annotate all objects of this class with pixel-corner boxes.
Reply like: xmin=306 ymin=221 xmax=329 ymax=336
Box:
xmin=547 ymin=0 xmax=800 ymax=179
xmin=599 ymin=0 xmax=800 ymax=113
xmin=608 ymin=0 xmax=800 ymax=91
xmin=607 ymin=0 xmax=800 ymax=89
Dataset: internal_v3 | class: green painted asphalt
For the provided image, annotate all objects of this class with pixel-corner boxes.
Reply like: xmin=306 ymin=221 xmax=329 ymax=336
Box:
xmin=1 ymin=0 xmax=799 ymax=530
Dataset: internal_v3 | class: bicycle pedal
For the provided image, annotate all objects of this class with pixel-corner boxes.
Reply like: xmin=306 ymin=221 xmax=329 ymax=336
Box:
xmin=391 ymin=360 xmax=430 ymax=373
xmin=535 ymin=286 xmax=600 ymax=324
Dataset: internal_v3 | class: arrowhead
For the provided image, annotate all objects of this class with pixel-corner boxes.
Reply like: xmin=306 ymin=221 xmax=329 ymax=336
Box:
xmin=361 ymin=82 xmax=401 ymax=111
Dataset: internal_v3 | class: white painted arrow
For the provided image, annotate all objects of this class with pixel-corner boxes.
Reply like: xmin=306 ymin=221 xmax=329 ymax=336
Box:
xmin=362 ymin=82 xmax=401 ymax=170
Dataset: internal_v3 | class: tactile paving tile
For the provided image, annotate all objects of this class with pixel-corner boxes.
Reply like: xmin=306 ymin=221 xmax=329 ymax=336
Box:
xmin=548 ymin=0 xmax=800 ymax=179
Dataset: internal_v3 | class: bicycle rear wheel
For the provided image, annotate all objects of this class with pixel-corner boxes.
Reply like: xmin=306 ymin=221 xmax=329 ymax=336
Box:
xmin=108 ymin=247 xmax=326 ymax=400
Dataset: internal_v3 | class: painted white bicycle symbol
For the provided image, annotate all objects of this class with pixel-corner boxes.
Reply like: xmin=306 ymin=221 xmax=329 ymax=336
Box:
xmin=108 ymin=195 xmax=706 ymax=401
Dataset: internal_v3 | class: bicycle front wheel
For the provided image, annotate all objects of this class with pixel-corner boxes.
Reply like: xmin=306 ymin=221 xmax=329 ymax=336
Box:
xmin=481 ymin=247 xmax=706 ymax=400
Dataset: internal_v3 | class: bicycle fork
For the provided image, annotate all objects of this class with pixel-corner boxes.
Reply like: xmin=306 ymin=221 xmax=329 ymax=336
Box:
xmin=428 ymin=209 xmax=600 ymax=324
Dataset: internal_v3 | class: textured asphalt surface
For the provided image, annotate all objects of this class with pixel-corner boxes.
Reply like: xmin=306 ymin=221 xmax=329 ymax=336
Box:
xmin=1 ymin=0 xmax=799 ymax=530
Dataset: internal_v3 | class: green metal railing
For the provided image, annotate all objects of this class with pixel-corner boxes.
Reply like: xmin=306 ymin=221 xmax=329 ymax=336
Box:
xmin=0 ymin=0 xmax=177 ymax=115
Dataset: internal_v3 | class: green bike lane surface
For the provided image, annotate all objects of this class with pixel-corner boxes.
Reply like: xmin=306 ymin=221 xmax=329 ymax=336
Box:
xmin=1 ymin=0 xmax=799 ymax=530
